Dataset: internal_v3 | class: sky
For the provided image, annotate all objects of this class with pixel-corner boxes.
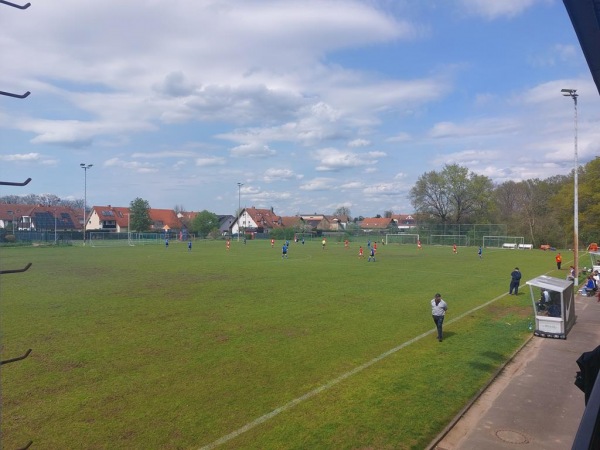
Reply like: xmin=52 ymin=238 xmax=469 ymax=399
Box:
xmin=1 ymin=0 xmax=599 ymax=218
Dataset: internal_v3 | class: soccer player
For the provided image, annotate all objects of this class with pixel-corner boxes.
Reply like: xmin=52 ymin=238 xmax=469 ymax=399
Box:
xmin=368 ymin=246 xmax=376 ymax=262
xmin=188 ymin=240 xmax=192 ymax=251
xmin=417 ymin=240 xmax=422 ymax=250
xmin=358 ymin=246 xmax=364 ymax=258
xmin=282 ymin=243 xmax=288 ymax=259
xmin=271 ymin=238 xmax=275 ymax=248
xmin=453 ymin=243 xmax=457 ymax=254
xmin=344 ymin=239 xmax=349 ymax=248
xmin=322 ymin=238 xmax=326 ymax=250
xmin=226 ymin=240 xmax=230 ymax=251
xmin=478 ymin=246 xmax=482 ymax=259
xmin=556 ymin=253 xmax=562 ymax=270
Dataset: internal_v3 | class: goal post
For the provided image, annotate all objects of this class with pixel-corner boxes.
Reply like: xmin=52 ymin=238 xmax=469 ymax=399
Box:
xmin=88 ymin=232 xmax=161 ymax=247
xmin=430 ymin=235 xmax=469 ymax=246
xmin=89 ymin=232 xmax=134 ymax=247
xmin=482 ymin=236 xmax=525 ymax=249
xmin=385 ymin=233 xmax=419 ymax=245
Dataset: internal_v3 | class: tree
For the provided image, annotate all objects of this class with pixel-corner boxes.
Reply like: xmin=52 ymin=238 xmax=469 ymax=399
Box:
xmin=409 ymin=169 xmax=452 ymax=222
xmin=333 ymin=206 xmax=351 ymax=220
xmin=129 ymin=198 xmax=152 ymax=231
xmin=409 ymin=164 xmax=493 ymax=223
xmin=191 ymin=210 xmax=220 ymax=237
xmin=384 ymin=210 xmax=393 ymax=218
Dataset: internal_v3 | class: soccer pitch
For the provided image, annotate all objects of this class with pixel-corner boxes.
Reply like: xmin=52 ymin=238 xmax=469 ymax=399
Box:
xmin=0 ymin=241 xmax=571 ymax=449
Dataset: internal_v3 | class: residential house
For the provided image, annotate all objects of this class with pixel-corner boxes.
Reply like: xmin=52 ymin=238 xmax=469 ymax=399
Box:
xmin=88 ymin=206 xmax=130 ymax=232
xmin=391 ymin=214 xmax=417 ymax=231
xmin=0 ymin=203 xmax=81 ymax=232
xmin=232 ymin=207 xmax=283 ymax=235
xmin=217 ymin=215 xmax=235 ymax=236
xmin=88 ymin=206 xmax=182 ymax=234
xmin=360 ymin=217 xmax=394 ymax=233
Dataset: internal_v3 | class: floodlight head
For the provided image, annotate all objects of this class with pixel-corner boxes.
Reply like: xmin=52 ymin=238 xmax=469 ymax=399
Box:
xmin=561 ymin=88 xmax=577 ymax=97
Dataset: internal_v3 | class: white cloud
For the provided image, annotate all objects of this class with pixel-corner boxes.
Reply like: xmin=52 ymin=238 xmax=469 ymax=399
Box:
xmin=230 ymin=143 xmax=277 ymax=158
xmin=348 ymin=138 xmax=370 ymax=147
xmin=300 ymin=178 xmax=336 ymax=191
xmin=263 ymin=168 xmax=303 ymax=182
xmin=104 ymin=158 xmax=159 ymax=173
xmin=195 ymin=157 xmax=226 ymax=167
xmin=458 ymin=0 xmax=547 ymax=19
xmin=312 ymin=148 xmax=381 ymax=171
xmin=0 ymin=152 xmax=41 ymax=162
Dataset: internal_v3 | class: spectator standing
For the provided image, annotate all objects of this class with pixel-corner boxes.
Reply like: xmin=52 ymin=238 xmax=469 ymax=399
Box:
xmin=430 ymin=293 xmax=448 ymax=342
xmin=509 ymin=267 xmax=522 ymax=295
xmin=556 ymin=253 xmax=562 ymax=270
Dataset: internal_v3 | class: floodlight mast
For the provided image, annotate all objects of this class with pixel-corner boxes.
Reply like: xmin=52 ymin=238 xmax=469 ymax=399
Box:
xmin=237 ymin=182 xmax=244 ymax=242
xmin=561 ymin=89 xmax=579 ymax=287
xmin=80 ymin=163 xmax=93 ymax=245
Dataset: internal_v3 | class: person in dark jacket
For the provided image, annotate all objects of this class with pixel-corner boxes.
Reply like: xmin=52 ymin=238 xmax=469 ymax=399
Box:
xmin=509 ymin=267 xmax=522 ymax=295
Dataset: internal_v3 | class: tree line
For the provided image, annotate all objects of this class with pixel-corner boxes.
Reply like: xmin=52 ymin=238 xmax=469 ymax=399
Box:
xmin=409 ymin=161 xmax=600 ymax=248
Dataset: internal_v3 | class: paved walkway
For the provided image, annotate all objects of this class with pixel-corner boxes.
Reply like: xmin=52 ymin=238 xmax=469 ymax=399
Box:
xmin=430 ymin=293 xmax=599 ymax=450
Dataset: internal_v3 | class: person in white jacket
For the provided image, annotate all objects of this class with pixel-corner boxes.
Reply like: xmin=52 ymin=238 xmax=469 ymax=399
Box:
xmin=430 ymin=293 xmax=448 ymax=342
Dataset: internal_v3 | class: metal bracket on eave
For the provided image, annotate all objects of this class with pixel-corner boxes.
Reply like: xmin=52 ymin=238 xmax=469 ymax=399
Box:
xmin=0 ymin=178 xmax=32 ymax=186
xmin=0 ymin=0 xmax=31 ymax=9
xmin=0 ymin=263 xmax=32 ymax=275
xmin=0 ymin=89 xmax=30 ymax=99
xmin=1 ymin=349 xmax=32 ymax=365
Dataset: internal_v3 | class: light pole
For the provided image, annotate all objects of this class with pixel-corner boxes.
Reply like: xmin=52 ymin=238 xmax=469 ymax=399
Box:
xmin=54 ymin=209 xmax=57 ymax=244
xmin=7 ymin=210 xmax=14 ymax=234
xmin=80 ymin=163 xmax=93 ymax=245
xmin=237 ymin=182 xmax=243 ymax=241
xmin=561 ymin=88 xmax=579 ymax=286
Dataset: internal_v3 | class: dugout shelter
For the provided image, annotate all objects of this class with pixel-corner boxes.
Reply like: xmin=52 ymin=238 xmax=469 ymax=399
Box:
xmin=588 ymin=251 xmax=600 ymax=272
xmin=525 ymin=275 xmax=576 ymax=339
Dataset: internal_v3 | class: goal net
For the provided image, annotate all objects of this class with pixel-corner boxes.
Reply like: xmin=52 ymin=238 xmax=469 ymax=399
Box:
xmin=430 ymin=235 xmax=469 ymax=246
xmin=482 ymin=236 xmax=525 ymax=249
xmin=385 ymin=233 xmax=419 ymax=245
xmin=89 ymin=232 xmax=133 ymax=247
xmin=88 ymin=232 xmax=161 ymax=247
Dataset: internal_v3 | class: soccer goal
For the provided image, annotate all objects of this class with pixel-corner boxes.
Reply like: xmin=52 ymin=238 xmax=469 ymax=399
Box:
xmin=430 ymin=235 xmax=469 ymax=246
xmin=89 ymin=232 xmax=134 ymax=247
xmin=482 ymin=236 xmax=525 ymax=249
xmin=385 ymin=233 xmax=419 ymax=245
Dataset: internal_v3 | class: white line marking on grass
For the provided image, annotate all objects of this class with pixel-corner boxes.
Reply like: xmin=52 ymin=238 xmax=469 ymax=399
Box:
xmin=199 ymin=292 xmax=509 ymax=450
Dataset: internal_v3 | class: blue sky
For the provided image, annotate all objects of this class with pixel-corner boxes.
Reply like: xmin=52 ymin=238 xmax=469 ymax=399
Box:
xmin=1 ymin=0 xmax=599 ymax=218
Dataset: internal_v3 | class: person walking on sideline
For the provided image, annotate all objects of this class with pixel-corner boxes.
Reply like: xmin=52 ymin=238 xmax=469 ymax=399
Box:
xmin=431 ymin=293 xmax=448 ymax=342
xmin=509 ymin=267 xmax=522 ymax=295
xmin=556 ymin=253 xmax=562 ymax=270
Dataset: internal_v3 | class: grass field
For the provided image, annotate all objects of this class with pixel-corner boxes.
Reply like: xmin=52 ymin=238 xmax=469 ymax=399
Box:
xmin=0 ymin=240 xmax=578 ymax=449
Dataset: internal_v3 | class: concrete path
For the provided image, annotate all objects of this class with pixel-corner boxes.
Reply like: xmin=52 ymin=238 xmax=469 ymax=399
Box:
xmin=430 ymin=294 xmax=599 ymax=450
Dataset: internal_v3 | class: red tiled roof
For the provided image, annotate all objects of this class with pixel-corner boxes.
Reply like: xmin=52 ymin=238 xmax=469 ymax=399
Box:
xmin=245 ymin=207 xmax=282 ymax=229
xmin=360 ymin=217 xmax=393 ymax=229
